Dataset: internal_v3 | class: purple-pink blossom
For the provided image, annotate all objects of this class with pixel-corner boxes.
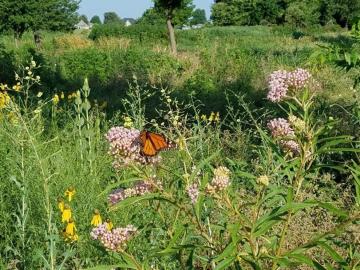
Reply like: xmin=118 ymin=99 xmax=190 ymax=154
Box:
xmin=105 ymin=127 xmax=160 ymax=168
xmin=267 ymin=118 xmax=295 ymax=138
xmin=267 ymin=118 xmax=300 ymax=155
xmin=267 ymin=68 xmax=312 ymax=102
xmin=187 ymin=183 xmax=199 ymax=204
xmin=108 ymin=180 xmax=156 ymax=205
xmin=91 ymin=223 xmax=137 ymax=251
xmin=206 ymin=166 xmax=231 ymax=194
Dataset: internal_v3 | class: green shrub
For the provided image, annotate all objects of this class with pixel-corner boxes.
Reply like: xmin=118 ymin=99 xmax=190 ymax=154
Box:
xmin=89 ymin=23 xmax=168 ymax=43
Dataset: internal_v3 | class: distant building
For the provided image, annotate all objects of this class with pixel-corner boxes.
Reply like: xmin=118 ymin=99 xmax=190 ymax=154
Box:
xmin=75 ymin=20 xmax=92 ymax=30
xmin=122 ymin=18 xmax=136 ymax=27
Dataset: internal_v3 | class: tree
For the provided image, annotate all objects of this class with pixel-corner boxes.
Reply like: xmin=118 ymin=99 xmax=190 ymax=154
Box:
xmin=190 ymin=8 xmax=207 ymax=25
xmin=90 ymin=15 xmax=102 ymax=24
xmin=0 ymin=0 xmax=79 ymax=45
xmin=137 ymin=8 xmax=166 ymax=25
xmin=79 ymin=14 xmax=89 ymax=24
xmin=153 ymin=0 xmax=194 ymax=55
xmin=285 ymin=0 xmax=320 ymax=28
xmin=320 ymin=0 xmax=360 ymax=27
xmin=0 ymin=0 xmax=35 ymax=41
xmin=103 ymin=12 xmax=122 ymax=24
xmin=211 ymin=0 xmax=283 ymax=26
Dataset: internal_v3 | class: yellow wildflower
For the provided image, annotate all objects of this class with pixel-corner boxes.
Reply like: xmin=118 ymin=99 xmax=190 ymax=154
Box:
xmin=52 ymin=94 xmax=60 ymax=105
xmin=200 ymin=114 xmax=207 ymax=121
xmin=257 ymin=175 xmax=270 ymax=187
xmin=123 ymin=116 xmax=133 ymax=128
xmin=12 ymin=82 xmax=21 ymax=92
xmin=214 ymin=112 xmax=220 ymax=123
xmin=64 ymin=186 xmax=76 ymax=202
xmin=62 ymin=204 xmax=72 ymax=223
xmin=70 ymin=234 xmax=79 ymax=241
xmin=57 ymin=197 xmax=65 ymax=212
xmin=91 ymin=209 xmax=102 ymax=226
xmin=66 ymin=218 xmax=76 ymax=236
xmin=106 ymin=218 xmax=113 ymax=231
xmin=0 ymin=92 xmax=10 ymax=109
xmin=60 ymin=92 xmax=65 ymax=99
xmin=7 ymin=112 xmax=19 ymax=124
xmin=0 ymin=83 xmax=7 ymax=90
xmin=36 ymin=92 xmax=43 ymax=98
xmin=208 ymin=112 xmax=215 ymax=122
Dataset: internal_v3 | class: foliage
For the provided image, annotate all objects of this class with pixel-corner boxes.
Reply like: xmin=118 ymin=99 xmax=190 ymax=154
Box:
xmin=0 ymin=0 xmax=79 ymax=38
xmin=285 ymin=0 xmax=320 ymax=28
xmin=89 ymin=23 xmax=168 ymax=43
xmin=103 ymin=12 xmax=123 ymax=25
xmin=211 ymin=0 xmax=360 ymax=28
xmin=90 ymin=15 xmax=102 ymax=25
xmin=190 ymin=8 xmax=207 ymax=26
xmin=153 ymin=0 xmax=194 ymax=25
xmin=137 ymin=8 xmax=166 ymax=26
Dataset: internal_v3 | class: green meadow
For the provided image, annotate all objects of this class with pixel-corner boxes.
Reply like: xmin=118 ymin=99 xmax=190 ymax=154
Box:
xmin=0 ymin=24 xmax=359 ymax=270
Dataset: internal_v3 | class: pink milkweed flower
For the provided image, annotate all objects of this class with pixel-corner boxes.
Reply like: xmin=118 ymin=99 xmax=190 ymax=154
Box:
xmin=267 ymin=68 xmax=312 ymax=102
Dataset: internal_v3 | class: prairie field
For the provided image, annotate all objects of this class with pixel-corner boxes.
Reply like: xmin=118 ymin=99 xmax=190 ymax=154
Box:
xmin=0 ymin=25 xmax=359 ymax=270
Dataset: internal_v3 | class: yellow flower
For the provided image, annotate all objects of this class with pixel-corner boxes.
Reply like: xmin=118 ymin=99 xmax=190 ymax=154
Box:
xmin=66 ymin=218 xmax=76 ymax=236
xmin=214 ymin=112 xmax=220 ymax=123
xmin=106 ymin=218 xmax=113 ymax=231
xmin=123 ymin=116 xmax=133 ymax=128
xmin=0 ymin=92 xmax=10 ymax=109
xmin=208 ymin=112 xmax=215 ymax=122
xmin=62 ymin=205 xmax=72 ymax=223
xmin=52 ymin=94 xmax=60 ymax=105
xmin=64 ymin=186 xmax=76 ymax=202
xmin=91 ymin=209 xmax=102 ymax=226
xmin=70 ymin=234 xmax=79 ymax=241
xmin=36 ymin=92 xmax=43 ymax=98
xmin=200 ymin=114 xmax=207 ymax=121
xmin=0 ymin=83 xmax=8 ymax=90
xmin=257 ymin=175 xmax=270 ymax=187
xmin=175 ymin=136 xmax=186 ymax=151
xmin=60 ymin=92 xmax=65 ymax=99
xmin=57 ymin=197 xmax=65 ymax=212
xmin=12 ymin=82 xmax=21 ymax=92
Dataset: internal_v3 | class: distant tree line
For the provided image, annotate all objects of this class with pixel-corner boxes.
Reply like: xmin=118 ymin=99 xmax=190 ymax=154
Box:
xmin=211 ymin=0 xmax=360 ymax=28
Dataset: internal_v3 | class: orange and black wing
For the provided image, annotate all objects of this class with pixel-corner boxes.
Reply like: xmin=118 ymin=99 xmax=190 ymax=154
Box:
xmin=140 ymin=131 xmax=174 ymax=157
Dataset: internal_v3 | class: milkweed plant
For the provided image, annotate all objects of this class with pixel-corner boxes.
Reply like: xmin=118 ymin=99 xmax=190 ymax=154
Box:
xmin=92 ymin=68 xmax=360 ymax=269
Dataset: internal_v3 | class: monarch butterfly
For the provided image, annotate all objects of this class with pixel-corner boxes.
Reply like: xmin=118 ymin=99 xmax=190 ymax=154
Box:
xmin=139 ymin=130 xmax=175 ymax=157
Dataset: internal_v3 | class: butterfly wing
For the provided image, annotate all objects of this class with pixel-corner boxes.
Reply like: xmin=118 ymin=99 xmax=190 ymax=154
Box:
xmin=142 ymin=137 xmax=157 ymax=156
xmin=140 ymin=131 xmax=175 ymax=157
xmin=148 ymin=132 xmax=169 ymax=151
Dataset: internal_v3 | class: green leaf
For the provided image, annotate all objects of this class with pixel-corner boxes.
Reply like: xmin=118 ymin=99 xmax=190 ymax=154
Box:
xmin=214 ymin=256 xmax=236 ymax=270
xmin=213 ymin=242 xmax=237 ymax=263
xmin=287 ymin=254 xmax=326 ymax=270
xmin=110 ymin=193 xmax=161 ymax=211
xmin=157 ymin=223 xmax=185 ymax=255
xmin=318 ymin=147 xmax=360 ymax=154
xmin=316 ymin=202 xmax=348 ymax=218
xmin=317 ymin=241 xmax=344 ymax=263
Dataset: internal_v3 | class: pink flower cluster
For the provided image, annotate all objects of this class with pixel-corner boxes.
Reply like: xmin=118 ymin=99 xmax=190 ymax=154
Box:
xmin=105 ymin=127 xmax=160 ymax=168
xmin=267 ymin=118 xmax=295 ymax=138
xmin=108 ymin=180 xmax=157 ymax=205
xmin=187 ymin=183 xmax=199 ymax=204
xmin=206 ymin=166 xmax=231 ymax=194
xmin=91 ymin=223 xmax=137 ymax=251
xmin=267 ymin=68 xmax=312 ymax=102
xmin=267 ymin=118 xmax=300 ymax=155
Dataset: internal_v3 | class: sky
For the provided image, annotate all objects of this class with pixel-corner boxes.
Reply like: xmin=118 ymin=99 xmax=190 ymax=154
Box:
xmin=79 ymin=0 xmax=213 ymax=20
